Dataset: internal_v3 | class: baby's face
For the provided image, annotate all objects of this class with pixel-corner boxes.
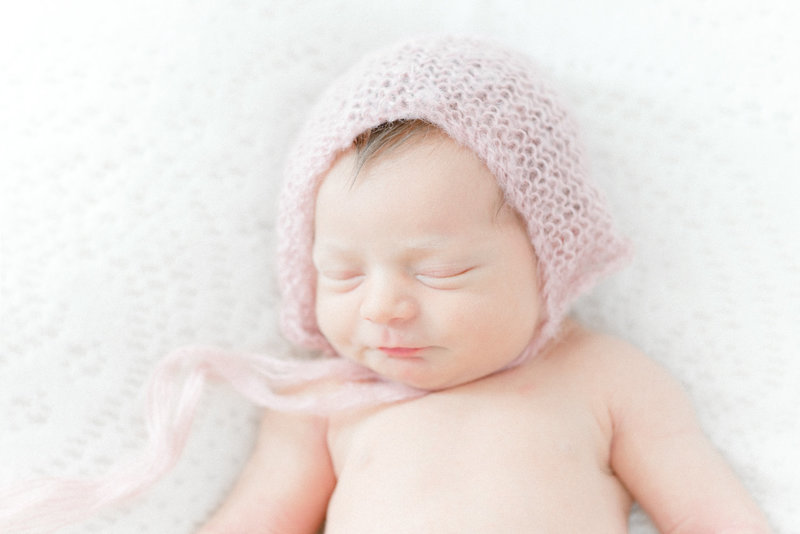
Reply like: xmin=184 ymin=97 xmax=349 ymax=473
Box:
xmin=313 ymin=133 xmax=541 ymax=390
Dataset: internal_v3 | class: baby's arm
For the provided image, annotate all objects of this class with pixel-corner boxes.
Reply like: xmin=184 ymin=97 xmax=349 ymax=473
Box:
xmin=196 ymin=409 xmax=335 ymax=534
xmin=605 ymin=340 xmax=771 ymax=533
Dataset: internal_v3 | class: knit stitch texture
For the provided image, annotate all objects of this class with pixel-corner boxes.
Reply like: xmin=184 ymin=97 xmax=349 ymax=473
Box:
xmin=277 ymin=35 xmax=630 ymax=356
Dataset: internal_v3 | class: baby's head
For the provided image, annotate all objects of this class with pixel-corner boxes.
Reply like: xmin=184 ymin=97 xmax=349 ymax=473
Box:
xmin=277 ymin=35 xmax=629 ymax=388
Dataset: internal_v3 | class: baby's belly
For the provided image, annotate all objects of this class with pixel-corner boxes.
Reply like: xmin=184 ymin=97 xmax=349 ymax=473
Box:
xmin=325 ymin=394 xmax=631 ymax=533
xmin=325 ymin=461 xmax=628 ymax=533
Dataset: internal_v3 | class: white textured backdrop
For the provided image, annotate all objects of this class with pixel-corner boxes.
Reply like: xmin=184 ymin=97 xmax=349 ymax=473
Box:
xmin=0 ymin=1 xmax=797 ymax=532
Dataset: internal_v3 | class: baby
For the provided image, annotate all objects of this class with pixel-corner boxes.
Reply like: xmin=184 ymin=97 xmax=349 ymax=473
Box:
xmin=196 ymin=36 xmax=770 ymax=533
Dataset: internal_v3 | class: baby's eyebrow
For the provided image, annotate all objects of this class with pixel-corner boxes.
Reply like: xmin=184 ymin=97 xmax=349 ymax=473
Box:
xmin=311 ymin=242 xmax=354 ymax=260
xmin=312 ymin=236 xmax=465 ymax=262
xmin=405 ymin=237 xmax=452 ymax=251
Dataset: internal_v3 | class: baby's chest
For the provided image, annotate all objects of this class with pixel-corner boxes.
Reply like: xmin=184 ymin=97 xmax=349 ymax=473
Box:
xmin=331 ymin=393 xmax=603 ymax=481
xmin=325 ymin=392 xmax=624 ymax=532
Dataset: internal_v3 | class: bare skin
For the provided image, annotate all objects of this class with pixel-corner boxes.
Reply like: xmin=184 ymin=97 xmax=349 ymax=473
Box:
xmin=198 ymin=134 xmax=770 ymax=533
xmin=324 ymin=321 xmax=631 ymax=533
xmin=199 ymin=322 xmax=769 ymax=533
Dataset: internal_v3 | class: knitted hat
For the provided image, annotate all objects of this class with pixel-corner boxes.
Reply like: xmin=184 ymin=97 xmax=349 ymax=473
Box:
xmin=277 ymin=35 xmax=630 ymax=356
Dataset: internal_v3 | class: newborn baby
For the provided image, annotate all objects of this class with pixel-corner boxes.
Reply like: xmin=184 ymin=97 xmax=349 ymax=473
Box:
xmin=198 ymin=37 xmax=770 ymax=533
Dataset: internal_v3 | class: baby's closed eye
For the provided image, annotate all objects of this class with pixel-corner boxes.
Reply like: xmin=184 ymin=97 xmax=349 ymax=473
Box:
xmin=318 ymin=269 xmax=365 ymax=291
xmin=414 ymin=266 xmax=476 ymax=288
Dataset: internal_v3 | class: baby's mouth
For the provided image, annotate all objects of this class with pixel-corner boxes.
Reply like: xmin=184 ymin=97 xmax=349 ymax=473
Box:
xmin=378 ymin=346 xmax=426 ymax=359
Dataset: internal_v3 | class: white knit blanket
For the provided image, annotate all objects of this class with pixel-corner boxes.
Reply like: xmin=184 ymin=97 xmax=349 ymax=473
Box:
xmin=1 ymin=1 xmax=797 ymax=532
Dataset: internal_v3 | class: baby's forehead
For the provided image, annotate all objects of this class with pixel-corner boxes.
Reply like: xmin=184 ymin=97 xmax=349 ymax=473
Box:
xmin=318 ymin=131 xmax=505 ymax=208
xmin=314 ymin=132 xmax=513 ymax=235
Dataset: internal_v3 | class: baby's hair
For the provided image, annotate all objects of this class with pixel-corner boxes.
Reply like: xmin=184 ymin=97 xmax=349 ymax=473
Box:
xmin=352 ymin=119 xmax=436 ymax=176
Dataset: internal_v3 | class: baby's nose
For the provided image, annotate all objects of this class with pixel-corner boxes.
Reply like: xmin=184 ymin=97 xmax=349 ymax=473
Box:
xmin=359 ymin=276 xmax=416 ymax=324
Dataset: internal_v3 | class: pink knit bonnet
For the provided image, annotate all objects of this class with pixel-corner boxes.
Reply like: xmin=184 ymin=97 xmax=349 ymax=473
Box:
xmin=277 ymin=34 xmax=630 ymax=358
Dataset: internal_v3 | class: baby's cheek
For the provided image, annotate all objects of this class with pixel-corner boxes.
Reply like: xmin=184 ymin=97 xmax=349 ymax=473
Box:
xmin=446 ymin=290 xmax=531 ymax=347
xmin=314 ymin=295 xmax=346 ymax=341
xmin=430 ymin=294 xmax=484 ymax=334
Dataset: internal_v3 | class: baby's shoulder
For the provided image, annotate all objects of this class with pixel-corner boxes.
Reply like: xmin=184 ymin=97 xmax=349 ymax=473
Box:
xmin=537 ymin=320 xmax=677 ymax=401
xmin=540 ymin=320 xmax=693 ymax=432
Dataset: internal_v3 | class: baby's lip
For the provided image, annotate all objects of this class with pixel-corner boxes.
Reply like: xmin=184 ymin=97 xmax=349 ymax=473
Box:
xmin=378 ymin=346 xmax=426 ymax=358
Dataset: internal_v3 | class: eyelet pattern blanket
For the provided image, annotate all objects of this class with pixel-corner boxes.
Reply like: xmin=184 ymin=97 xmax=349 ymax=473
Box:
xmin=0 ymin=1 xmax=797 ymax=532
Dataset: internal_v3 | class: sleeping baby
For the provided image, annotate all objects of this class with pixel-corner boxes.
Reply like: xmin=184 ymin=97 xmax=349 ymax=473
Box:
xmin=0 ymin=34 xmax=769 ymax=534
xmin=195 ymin=36 xmax=771 ymax=533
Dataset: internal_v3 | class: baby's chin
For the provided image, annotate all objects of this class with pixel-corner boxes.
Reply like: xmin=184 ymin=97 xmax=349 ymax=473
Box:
xmin=335 ymin=345 xmax=498 ymax=391
xmin=370 ymin=359 xmax=487 ymax=392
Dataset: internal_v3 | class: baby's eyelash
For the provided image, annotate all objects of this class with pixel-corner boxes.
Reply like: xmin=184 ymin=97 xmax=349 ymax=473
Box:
xmin=414 ymin=266 xmax=476 ymax=289
xmin=416 ymin=267 xmax=473 ymax=278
